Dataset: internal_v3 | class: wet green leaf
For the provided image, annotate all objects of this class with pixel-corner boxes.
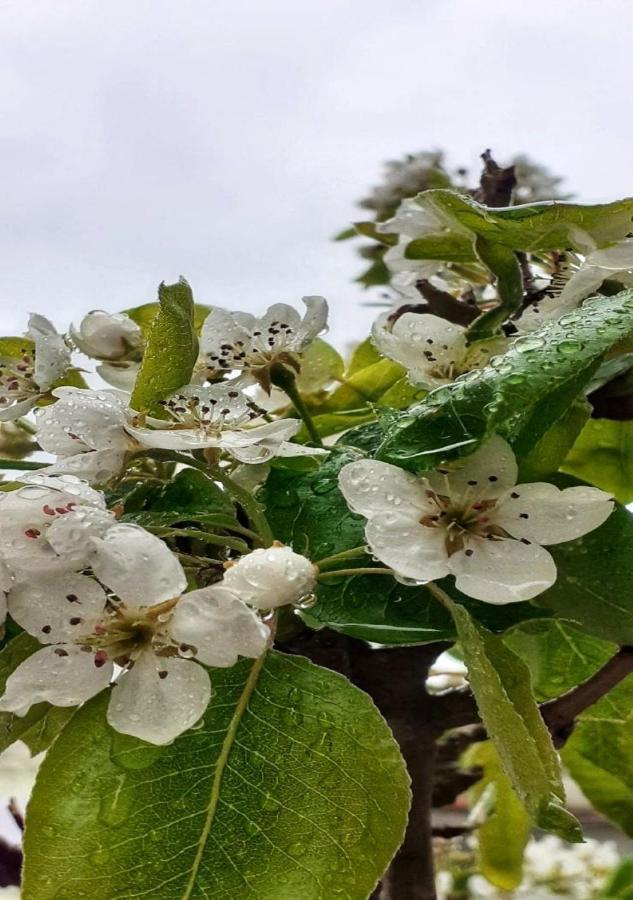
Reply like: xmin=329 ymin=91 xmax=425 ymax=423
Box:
xmin=465 ymin=742 xmax=530 ymax=891
xmin=23 ymin=652 xmax=410 ymax=900
xmin=130 ymin=278 xmax=198 ymax=415
xmin=562 ymin=418 xmax=633 ymax=504
xmin=377 ymin=289 xmax=633 ymax=472
xmin=505 ymin=620 xmax=615 ymax=702
xmin=563 ymin=674 xmax=633 ymax=838
xmin=446 ymin=599 xmax=581 ymax=840
xmin=403 ymin=190 xmax=633 ymax=263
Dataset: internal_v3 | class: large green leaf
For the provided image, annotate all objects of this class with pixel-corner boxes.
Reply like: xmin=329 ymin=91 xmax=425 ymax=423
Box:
xmin=445 ymin=599 xmax=581 ymax=840
xmin=401 ymin=190 xmax=633 ymax=263
xmin=505 ymin=620 xmax=615 ymax=702
xmin=262 ymin=450 xmax=547 ymax=645
xmin=536 ymin=501 xmax=633 ymax=645
xmin=562 ymin=418 xmax=633 ymax=504
xmin=563 ymin=674 xmax=633 ymax=838
xmin=23 ymin=652 xmax=410 ymax=900
xmin=377 ymin=289 xmax=633 ymax=472
xmin=0 ymin=633 xmax=73 ymax=755
xmin=465 ymin=742 xmax=530 ymax=891
xmin=130 ymin=278 xmax=199 ymax=415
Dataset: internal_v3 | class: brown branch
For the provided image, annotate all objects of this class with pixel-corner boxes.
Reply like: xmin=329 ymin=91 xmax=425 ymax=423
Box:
xmin=474 ymin=149 xmax=517 ymax=208
xmin=414 ymin=280 xmax=479 ymax=327
xmin=434 ymin=645 xmax=633 ymax=748
xmin=541 ymin=645 xmax=633 ymax=747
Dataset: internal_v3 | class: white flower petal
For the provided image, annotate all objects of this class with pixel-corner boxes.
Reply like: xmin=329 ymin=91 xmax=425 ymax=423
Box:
xmin=70 ymin=310 xmax=142 ymax=361
xmin=338 ymin=459 xmax=433 ymax=520
xmin=124 ymin=422 xmax=217 ymax=451
xmin=492 ymin=483 xmax=614 ymax=545
xmin=0 ymin=396 xmax=38 ymax=421
xmin=372 ymin=312 xmax=467 ymax=385
xmin=27 ymin=314 xmax=71 ymax=390
xmin=96 ymin=361 xmax=141 ymax=391
xmin=0 ymin=479 xmax=109 ymax=575
xmin=46 ymin=505 xmax=114 ymax=564
xmin=223 ymin=546 xmax=317 ymax=609
xmin=170 ymin=586 xmax=269 ymax=664
xmin=274 ymin=441 xmax=329 ymax=457
xmin=44 ymin=447 xmax=127 ymax=485
xmin=107 ymin=653 xmax=211 ymax=745
xmin=365 ymin=515 xmax=450 ymax=582
xmin=448 ymin=537 xmax=557 ymax=603
xmin=427 ymin=434 xmax=518 ymax=500
xmin=0 ymin=644 xmax=113 ymax=717
xmin=296 ymin=296 xmax=329 ymax=345
xmin=91 ymin=524 xmax=187 ymax=605
xmin=199 ymin=308 xmax=252 ymax=366
xmin=36 ymin=388 xmax=129 ymax=456
xmin=9 ymin=573 xmax=107 ymax=643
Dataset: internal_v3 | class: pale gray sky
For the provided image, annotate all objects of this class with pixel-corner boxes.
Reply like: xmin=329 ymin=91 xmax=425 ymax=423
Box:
xmin=2 ymin=0 xmax=633 ymax=348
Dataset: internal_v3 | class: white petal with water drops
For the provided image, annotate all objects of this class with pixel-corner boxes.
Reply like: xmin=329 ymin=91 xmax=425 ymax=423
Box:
xmin=107 ymin=652 xmax=211 ymax=745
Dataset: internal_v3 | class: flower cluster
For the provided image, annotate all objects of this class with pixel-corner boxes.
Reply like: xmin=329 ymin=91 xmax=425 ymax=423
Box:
xmin=0 ymin=475 xmax=316 ymax=745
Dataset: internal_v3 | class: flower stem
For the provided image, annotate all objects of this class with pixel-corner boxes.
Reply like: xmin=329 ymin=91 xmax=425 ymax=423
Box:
xmin=0 ymin=458 xmax=49 ymax=470
xmin=149 ymin=526 xmax=248 ymax=553
xmin=315 ymin=545 xmax=368 ymax=570
xmin=269 ymin=363 xmax=324 ymax=447
xmin=15 ymin=417 xmax=37 ymax=436
xmin=318 ymin=567 xmax=393 ymax=579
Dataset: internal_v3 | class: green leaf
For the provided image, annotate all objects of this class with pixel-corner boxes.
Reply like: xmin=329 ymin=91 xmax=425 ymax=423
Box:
xmin=563 ymin=674 xmax=633 ymax=838
xmin=377 ymin=289 xmax=633 ymax=472
xmin=126 ymin=300 xmax=211 ymax=335
xmin=347 ymin=337 xmax=382 ymax=375
xmin=536 ymin=500 xmax=633 ymax=645
xmin=295 ymin=338 xmax=344 ymax=394
xmin=467 ymin=237 xmax=524 ymax=341
xmin=23 ymin=651 xmax=410 ymax=900
xmin=505 ymin=620 xmax=616 ymax=702
xmin=517 ymin=398 xmax=590 ymax=482
xmin=130 ymin=278 xmax=198 ymax=415
xmin=403 ymin=190 xmax=633 ymax=263
xmin=445 ymin=598 xmax=581 ymax=840
xmin=352 ymin=222 xmax=398 ymax=246
xmin=120 ymin=468 xmax=239 ymax=531
xmin=562 ymin=418 xmax=633 ymax=504
xmin=465 ymin=742 xmax=530 ymax=891
xmin=262 ymin=451 xmax=548 ymax=645
xmin=0 ymin=633 xmax=73 ymax=755
xmin=602 ymin=858 xmax=633 ymax=898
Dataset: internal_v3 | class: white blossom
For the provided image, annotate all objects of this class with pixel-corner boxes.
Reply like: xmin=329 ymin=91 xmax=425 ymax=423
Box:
xmin=0 ymin=524 xmax=269 ymax=745
xmin=223 ymin=544 xmax=317 ymax=609
xmin=198 ymin=296 xmax=328 ymax=388
xmin=35 ymin=387 xmax=135 ymax=484
xmin=125 ymin=382 xmax=326 ymax=463
xmin=519 ymin=238 xmax=633 ymax=331
xmin=70 ymin=310 xmax=143 ymax=390
xmin=372 ymin=311 xmax=503 ymax=387
xmin=0 ymin=315 xmax=71 ymax=421
xmin=338 ymin=435 xmax=613 ymax=604
xmin=0 ymin=474 xmax=114 ymax=580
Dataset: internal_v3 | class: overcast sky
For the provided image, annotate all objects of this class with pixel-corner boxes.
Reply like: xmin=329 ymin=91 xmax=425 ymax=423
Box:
xmin=2 ymin=0 xmax=633 ymax=348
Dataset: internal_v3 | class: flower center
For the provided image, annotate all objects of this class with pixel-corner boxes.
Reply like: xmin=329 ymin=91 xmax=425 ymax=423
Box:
xmin=77 ymin=597 xmax=181 ymax=667
xmin=158 ymin=392 xmax=267 ymax=436
xmin=420 ymin=484 xmax=505 ymax=555
xmin=0 ymin=350 xmax=38 ymax=410
xmin=204 ymin=320 xmax=298 ymax=375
